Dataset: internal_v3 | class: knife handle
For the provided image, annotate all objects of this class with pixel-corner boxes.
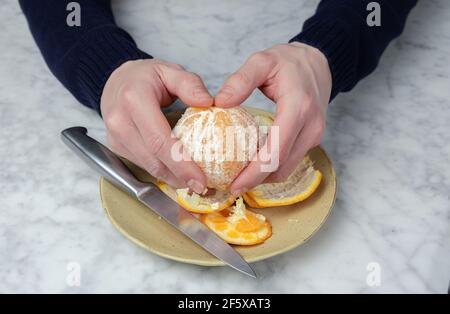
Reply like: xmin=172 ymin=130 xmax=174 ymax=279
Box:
xmin=61 ymin=127 xmax=150 ymax=196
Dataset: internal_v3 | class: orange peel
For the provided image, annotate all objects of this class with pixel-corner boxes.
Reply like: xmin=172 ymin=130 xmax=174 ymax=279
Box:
xmin=200 ymin=198 xmax=272 ymax=245
xmin=157 ymin=181 xmax=236 ymax=214
xmin=245 ymin=156 xmax=322 ymax=208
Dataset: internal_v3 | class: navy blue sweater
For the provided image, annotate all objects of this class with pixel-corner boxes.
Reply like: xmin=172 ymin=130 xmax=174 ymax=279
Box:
xmin=20 ymin=0 xmax=417 ymax=113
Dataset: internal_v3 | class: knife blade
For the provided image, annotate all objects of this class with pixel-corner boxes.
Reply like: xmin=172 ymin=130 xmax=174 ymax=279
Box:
xmin=61 ymin=126 xmax=256 ymax=278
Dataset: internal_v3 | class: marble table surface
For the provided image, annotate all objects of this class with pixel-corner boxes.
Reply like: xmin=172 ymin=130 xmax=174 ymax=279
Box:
xmin=1 ymin=0 xmax=449 ymax=293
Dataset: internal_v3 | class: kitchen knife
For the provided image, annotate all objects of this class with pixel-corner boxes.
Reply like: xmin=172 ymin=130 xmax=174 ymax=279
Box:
xmin=61 ymin=127 xmax=256 ymax=278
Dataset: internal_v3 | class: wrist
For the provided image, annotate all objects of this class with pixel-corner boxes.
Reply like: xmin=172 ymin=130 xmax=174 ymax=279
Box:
xmin=74 ymin=27 xmax=152 ymax=115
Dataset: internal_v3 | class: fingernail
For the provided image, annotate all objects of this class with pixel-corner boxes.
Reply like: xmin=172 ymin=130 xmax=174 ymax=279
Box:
xmin=232 ymin=187 xmax=248 ymax=197
xmin=187 ymin=179 xmax=205 ymax=194
xmin=193 ymin=88 xmax=212 ymax=100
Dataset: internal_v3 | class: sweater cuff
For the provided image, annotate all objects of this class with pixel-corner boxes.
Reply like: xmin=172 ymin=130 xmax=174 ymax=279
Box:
xmin=289 ymin=17 xmax=356 ymax=101
xmin=63 ymin=26 xmax=152 ymax=114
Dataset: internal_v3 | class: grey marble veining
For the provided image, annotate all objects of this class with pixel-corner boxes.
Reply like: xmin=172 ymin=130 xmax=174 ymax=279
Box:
xmin=0 ymin=0 xmax=449 ymax=293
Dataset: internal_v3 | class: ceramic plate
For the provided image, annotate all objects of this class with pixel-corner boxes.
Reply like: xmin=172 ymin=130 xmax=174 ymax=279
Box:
xmin=99 ymin=107 xmax=337 ymax=266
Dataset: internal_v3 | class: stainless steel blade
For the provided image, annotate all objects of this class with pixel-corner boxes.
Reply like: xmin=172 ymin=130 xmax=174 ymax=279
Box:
xmin=138 ymin=187 xmax=256 ymax=278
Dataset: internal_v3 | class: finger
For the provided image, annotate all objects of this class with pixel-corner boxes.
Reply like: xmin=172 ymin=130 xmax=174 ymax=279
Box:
xmin=131 ymin=94 xmax=207 ymax=194
xmin=265 ymin=111 xmax=324 ymax=183
xmin=111 ymin=135 xmax=184 ymax=187
xmin=158 ymin=66 xmax=213 ymax=107
xmin=215 ymin=52 xmax=275 ymax=108
xmin=230 ymin=93 xmax=305 ymax=195
xmin=106 ymin=115 xmax=185 ymax=188
xmin=107 ymin=134 xmax=135 ymax=162
xmin=263 ymin=131 xmax=310 ymax=184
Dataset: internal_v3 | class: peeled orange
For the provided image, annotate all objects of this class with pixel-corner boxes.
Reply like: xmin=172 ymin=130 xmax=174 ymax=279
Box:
xmin=173 ymin=107 xmax=258 ymax=191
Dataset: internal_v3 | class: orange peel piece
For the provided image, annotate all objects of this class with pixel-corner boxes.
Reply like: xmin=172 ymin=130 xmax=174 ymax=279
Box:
xmin=200 ymin=198 xmax=272 ymax=245
xmin=246 ymin=156 xmax=322 ymax=208
xmin=242 ymin=193 xmax=265 ymax=209
xmin=156 ymin=181 xmax=236 ymax=214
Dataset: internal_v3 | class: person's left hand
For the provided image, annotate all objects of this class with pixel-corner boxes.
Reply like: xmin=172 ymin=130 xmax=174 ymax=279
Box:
xmin=215 ymin=42 xmax=332 ymax=196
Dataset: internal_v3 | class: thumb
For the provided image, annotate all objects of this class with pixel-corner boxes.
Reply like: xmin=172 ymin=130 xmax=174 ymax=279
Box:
xmin=215 ymin=52 xmax=274 ymax=108
xmin=161 ymin=67 xmax=213 ymax=107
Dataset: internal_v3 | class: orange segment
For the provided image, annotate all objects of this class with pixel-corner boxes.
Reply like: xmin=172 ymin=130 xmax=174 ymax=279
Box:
xmin=246 ymin=156 xmax=322 ymax=208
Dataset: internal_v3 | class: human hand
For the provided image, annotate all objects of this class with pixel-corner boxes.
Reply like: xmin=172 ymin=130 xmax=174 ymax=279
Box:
xmin=215 ymin=43 xmax=332 ymax=196
xmin=101 ymin=59 xmax=213 ymax=193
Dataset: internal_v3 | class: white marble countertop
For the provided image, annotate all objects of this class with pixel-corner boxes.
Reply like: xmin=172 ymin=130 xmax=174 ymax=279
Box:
xmin=1 ymin=0 xmax=449 ymax=293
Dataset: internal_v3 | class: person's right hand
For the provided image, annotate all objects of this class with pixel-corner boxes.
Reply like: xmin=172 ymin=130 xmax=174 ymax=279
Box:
xmin=100 ymin=59 xmax=213 ymax=194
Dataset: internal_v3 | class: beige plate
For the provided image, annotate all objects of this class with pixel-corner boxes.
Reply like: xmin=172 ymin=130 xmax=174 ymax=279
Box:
xmin=99 ymin=107 xmax=337 ymax=266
